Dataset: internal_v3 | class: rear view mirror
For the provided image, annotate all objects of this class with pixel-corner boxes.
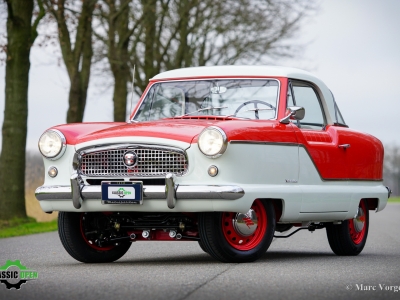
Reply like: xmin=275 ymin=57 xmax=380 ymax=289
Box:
xmin=280 ymin=106 xmax=305 ymax=124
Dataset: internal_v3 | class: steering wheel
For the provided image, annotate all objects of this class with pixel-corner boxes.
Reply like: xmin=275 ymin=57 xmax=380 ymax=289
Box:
xmin=233 ymin=100 xmax=276 ymax=119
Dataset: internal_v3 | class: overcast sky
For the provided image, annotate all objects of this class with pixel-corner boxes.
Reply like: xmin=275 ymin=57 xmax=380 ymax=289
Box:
xmin=0 ymin=0 xmax=399 ymax=151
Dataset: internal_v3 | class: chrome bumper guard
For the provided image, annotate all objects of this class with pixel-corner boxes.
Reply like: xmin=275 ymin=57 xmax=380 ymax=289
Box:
xmin=35 ymin=173 xmax=245 ymax=209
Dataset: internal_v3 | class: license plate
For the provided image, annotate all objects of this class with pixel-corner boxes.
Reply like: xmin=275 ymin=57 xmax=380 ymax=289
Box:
xmin=101 ymin=181 xmax=143 ymax=204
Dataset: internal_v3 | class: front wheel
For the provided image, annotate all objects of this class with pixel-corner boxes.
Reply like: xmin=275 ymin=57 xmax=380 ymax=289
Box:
xmin=326 ymin=199 xmax=369 ymax=256
xmin=198 ymin=199 xmax=276 ymax=263
xmin=58 ymin=212 xmax=131 ymax=263
xmin=198 ymin=240 xmax=208 ymax=253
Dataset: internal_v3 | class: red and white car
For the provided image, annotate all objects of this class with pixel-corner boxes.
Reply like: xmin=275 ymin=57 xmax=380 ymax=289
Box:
xmin=35 ymin=66 xmax=390 ymax=263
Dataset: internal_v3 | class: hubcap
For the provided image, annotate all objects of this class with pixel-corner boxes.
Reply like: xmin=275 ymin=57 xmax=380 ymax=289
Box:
xmin=221 ymin=199 xmax=267 ymax=251
xmin=348 ymin=201 xmax=367 ymax=245
xmin=232 ymin=209 xmax=258 ymax=236
xmin=353 ymin=207 xmax=365 ymax=232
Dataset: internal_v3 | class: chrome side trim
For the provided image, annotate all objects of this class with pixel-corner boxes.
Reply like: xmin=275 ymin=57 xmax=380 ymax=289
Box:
xmin=35 ymin=185 xmax=72 ymax=200
xmin=230 ymin=141 xmax=300 ymax=147
xmin=177 ymin=185 xmax=245 ymax=200
xmin=35 ymin=184 xmax=245 ymax=201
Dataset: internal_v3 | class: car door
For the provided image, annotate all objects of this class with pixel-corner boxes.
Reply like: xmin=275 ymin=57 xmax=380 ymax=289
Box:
xmin=287 ymin=80 xmax=351 ymax=213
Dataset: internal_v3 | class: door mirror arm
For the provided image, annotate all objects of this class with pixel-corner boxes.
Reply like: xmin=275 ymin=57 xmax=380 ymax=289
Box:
xmin=280 ymin=106 xmax=305 ymax=124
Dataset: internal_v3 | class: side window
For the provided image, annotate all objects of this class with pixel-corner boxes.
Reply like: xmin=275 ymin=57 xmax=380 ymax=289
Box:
xmin=287 ymin=82 xmax=295 ymax=107
xmin=291 ymin=81 xmax=325 ymax=130
xmin=331 ymin=91 xmax=347 ymax=126
xmin=334 ymin=101 xmax=346 ymax=125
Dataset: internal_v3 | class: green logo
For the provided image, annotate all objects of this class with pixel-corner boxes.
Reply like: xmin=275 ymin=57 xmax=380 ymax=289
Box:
xmin=112 ymin=187 xmax=132 ymax=198
xmin=0 ymin=260 xmax=38 ymax=290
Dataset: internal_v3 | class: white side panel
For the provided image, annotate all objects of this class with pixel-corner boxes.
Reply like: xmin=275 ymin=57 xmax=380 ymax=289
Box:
xmin=298 ymin=147 xmax=350 ymax=213
xmin=182 ymin=143 xmax=299 ymax=186
xmin=182 ymin=143 xmax=302 ymax=219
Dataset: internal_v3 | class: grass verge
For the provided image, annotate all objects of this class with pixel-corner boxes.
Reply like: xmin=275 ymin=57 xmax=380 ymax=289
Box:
xmin=388 ymin=196 xmax=400 ymax=203
xmin=0 ymin=217 xmax=57 ymax=238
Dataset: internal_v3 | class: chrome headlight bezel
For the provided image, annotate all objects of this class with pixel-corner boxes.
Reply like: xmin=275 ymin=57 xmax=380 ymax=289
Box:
xmin=38 ymin=129 xmax=67 ymax=160
xmin=198 ymin=126 xmax=228 ymax=158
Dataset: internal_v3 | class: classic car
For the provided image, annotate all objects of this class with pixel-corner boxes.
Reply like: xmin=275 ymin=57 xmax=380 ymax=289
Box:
xmin=35 ymin=66 xmax=390 ymax=263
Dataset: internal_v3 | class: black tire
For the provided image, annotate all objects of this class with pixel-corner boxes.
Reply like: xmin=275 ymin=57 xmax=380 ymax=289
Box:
xmin=58 ymin=212 xmax=131 ymax=263
xmin=198 ymin=199 xmax=275 ymax=263
xmin=198 ymin=240 xmax=208 ymax=253
xmin=326 ymin=199 xmax=369 ymax=256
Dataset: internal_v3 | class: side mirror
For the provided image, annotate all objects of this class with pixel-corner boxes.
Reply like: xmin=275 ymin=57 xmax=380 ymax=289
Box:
xmin=279 ymin=106 xmax=305 ymax=124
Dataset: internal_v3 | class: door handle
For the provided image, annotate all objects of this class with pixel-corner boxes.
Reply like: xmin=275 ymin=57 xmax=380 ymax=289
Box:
xmin=338 ymin=144 xmax=351 ymax=149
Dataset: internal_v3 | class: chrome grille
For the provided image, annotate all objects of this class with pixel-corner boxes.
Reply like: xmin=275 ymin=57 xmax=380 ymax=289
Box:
xmin=79 ymin=145 xmax=188 ymax=177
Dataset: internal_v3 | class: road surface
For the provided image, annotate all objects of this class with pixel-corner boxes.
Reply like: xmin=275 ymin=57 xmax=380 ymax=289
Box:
xmin=0 ymin=204 xmax=399 ymax=300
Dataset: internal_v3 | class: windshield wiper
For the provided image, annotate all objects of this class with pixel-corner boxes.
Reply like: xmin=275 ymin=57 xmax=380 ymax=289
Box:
xmin=244 ymin=108 xmax=273 ymax=112
xmin=179 ymin=106 xmax=228 ymax=117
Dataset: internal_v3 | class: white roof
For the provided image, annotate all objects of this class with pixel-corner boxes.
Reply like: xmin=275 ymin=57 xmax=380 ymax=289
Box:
xmin=151 ymin=65 xmax=321 ymax=83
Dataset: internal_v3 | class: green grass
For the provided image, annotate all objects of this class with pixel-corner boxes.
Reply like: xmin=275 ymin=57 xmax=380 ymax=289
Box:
xmin=388 ymin=196 xmax=400 ymax=203
xmin=0 ymin=217 xmax=57 ymax=238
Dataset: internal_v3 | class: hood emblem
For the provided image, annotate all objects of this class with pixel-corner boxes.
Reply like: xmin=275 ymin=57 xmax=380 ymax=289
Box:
xmin=123 ymin=151 xmax=137 ymax=167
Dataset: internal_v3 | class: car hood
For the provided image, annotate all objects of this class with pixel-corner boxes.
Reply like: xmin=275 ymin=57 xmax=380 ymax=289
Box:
xmin=51 ymin=118 xmax=297 ymax=146
xmin=52 ymin=119 xmax=214 ymax=145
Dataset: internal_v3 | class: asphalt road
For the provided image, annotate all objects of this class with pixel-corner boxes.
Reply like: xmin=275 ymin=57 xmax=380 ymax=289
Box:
xmin=0 ymin=204 xmax=399 ymax=300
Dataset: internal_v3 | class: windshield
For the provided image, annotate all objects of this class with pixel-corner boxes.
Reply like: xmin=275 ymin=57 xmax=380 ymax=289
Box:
xmin=133 ymin=79 xmax=279 ymax=121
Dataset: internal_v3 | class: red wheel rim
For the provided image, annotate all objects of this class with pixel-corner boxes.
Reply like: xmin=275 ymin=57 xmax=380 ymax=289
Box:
xmin=348 ymin=201 xmax=367 ymax=245
xmin=80 ymin=213 xmax=114 ymax=251
xmin=222 ymin=199 xmax=267 ymax=251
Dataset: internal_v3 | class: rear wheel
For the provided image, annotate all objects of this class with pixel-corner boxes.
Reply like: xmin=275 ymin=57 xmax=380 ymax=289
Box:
xmin=58 ymin=212 xmax=131 ymax=263
xmin=326 ymin=199 xmax=369 ymax=256
xmin=198 ymin=199 xmax=275 ymax=263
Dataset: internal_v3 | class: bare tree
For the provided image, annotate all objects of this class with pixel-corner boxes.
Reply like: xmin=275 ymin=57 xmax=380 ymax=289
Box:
xmin=94 ymin=0 xmax=317 ymax=121
xmin=43 ymin=0 xmax=97 ymax=123
xmin=94 ymin=0 xmax=132 ymax=121
xmin=0 ymin=0 xmax=45 ymax=220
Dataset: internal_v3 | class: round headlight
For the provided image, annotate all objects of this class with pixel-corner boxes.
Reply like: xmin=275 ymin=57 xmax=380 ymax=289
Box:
xmin=198 ymin=126 xmax=227 ymax=158
xmin=38 ymin=129 xmax=66 ymax=160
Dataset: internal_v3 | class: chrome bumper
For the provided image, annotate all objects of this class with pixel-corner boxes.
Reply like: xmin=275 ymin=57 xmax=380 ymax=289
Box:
xmin=35 ymin=173 xmax=245 ymax=210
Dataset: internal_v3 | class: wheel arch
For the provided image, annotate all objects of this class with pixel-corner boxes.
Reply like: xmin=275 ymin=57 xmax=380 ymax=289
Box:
xmin=257 ymin=198 xmax=284 ymax=222
xmin=364 ymin=198 xmax=378 ymax=211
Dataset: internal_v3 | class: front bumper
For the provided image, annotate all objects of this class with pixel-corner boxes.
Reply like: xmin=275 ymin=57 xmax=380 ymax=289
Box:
xmin=35 ymin=173 xmax=245 ymax=210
